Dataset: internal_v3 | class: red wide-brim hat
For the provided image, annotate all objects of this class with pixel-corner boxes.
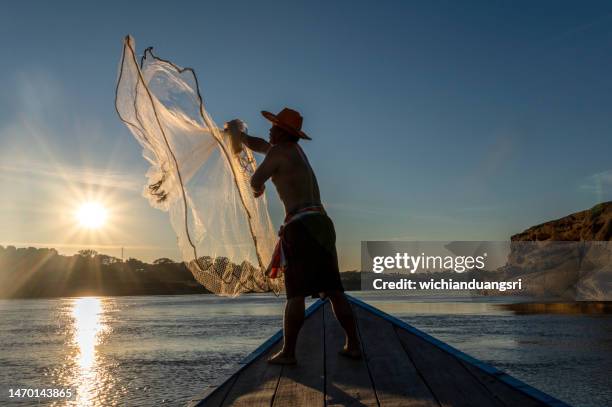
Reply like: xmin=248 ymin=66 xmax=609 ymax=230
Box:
xmin=261 ymin=107 xmax=311 ymax=140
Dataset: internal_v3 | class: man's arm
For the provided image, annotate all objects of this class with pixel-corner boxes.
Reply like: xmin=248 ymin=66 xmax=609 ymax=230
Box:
xmin=242 ymin=132 xmax=271 ymax=154
xmin=250 ymin=147 xmax=279 ymax=197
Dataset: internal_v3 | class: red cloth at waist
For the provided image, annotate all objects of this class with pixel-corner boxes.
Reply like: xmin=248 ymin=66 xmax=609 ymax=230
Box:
xmin=266 ymin=205 xmax=326 ymax=279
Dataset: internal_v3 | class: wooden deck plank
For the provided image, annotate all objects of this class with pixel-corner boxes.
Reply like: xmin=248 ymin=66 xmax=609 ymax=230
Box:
xmin=353 ymin=305 xmax=439 ymax=407
xmin=272 ymin=305 xmax=325 ymax=407
xmin=323 ymin=302 xmax=378 ymax=407
xmin=220 ymin=340 xmax=283 ymax=406
xmin=395 ymin=327 xmax=505 ymax=407
xmin=458 ymin=360 xmax=547 ymax=407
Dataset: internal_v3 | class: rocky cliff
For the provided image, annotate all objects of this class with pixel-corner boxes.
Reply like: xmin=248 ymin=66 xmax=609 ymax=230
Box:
xmin=511 ymin=202 xmax=612 ymax=242
xmin=505 ymin=202 xmax=611 ymax=300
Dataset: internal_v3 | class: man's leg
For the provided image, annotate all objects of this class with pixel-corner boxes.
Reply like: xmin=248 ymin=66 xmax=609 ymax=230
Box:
xmin=326 ymin=291 xmax=361 ymax=358
xmin=268 ymin=297 xmax=305 ymax=365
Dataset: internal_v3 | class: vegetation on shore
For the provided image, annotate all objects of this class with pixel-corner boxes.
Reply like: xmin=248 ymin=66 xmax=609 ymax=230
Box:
xmin=0 ymin=246 xmax=366 ymax=299
xmin=0 ymin=246 xmax=208 ymax=299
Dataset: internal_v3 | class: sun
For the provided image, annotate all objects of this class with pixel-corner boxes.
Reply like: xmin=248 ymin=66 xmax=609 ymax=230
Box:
xmin=76 ymin=202 xmax=108 ymax=229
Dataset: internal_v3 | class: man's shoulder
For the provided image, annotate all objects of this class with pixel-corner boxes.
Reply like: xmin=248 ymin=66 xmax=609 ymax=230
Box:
xmin=266 ymin=143 xmax=296 ymax=158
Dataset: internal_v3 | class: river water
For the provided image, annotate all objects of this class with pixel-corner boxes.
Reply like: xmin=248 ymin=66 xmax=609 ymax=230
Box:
xmin=0 ymin=292 xmax=610 ymax=406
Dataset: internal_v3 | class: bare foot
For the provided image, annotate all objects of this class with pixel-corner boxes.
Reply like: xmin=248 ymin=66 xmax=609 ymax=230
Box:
xmin=338 ymin=346 xmax=362 ymax=360
xmin=267 ymin=351 xmax=297 ymax=365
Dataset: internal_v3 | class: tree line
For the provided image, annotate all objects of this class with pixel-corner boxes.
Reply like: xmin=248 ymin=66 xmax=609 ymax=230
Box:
xmin=0 ymin=246 xmax=208 ymax=299
xmin=0 ymin=245 xmax=366 ymax=298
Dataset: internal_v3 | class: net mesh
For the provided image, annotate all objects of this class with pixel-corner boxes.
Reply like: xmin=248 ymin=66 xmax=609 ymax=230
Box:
xmin=115 ymin=36 xmax=282 ymax=296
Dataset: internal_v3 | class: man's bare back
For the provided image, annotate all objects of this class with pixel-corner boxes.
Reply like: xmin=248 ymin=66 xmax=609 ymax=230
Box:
xmin=243 ymin=127 xmax=321 ymax=214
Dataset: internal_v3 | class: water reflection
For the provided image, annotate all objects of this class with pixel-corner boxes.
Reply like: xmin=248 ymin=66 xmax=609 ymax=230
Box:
xmin=498 ymin=302 xmax=612 ymax=315
xmin=73 ymin=298 xmax=103 ymax=369
xmin=70 ymin=297 xmax=108 ymax=406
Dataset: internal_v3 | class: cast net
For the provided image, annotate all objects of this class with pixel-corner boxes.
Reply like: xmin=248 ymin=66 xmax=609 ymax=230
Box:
xmin=115 ymin=36 xmax=282 ymax=296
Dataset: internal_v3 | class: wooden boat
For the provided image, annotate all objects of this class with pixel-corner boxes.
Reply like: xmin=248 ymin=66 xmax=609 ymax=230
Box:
xmin=187 ymin=295 xmax=572 ymax=407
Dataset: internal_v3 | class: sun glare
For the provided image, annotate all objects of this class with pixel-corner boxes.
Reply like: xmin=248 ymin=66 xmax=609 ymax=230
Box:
xmin=76 ymin=202 xmax=108 ymax=229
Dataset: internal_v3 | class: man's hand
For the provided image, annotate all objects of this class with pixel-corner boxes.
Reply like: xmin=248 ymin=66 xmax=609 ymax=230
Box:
xmin=253 ymin=185 xmax=265 ymax=198
xmin=225 ymin=119 xmax=244 ymax=133
xmin=225 ymin=119 xmax=270 ymax=154
xmin=224 ymin=119 xmax=245 ymax=154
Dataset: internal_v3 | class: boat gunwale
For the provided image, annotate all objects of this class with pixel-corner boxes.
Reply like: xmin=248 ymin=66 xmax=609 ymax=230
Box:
xmin=346 ymin=294 xmax=573 ymax=407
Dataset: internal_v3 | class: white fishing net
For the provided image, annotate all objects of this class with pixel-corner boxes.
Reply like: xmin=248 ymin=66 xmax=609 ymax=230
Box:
xmin=115 ymin=36 xmax=282 ymax=296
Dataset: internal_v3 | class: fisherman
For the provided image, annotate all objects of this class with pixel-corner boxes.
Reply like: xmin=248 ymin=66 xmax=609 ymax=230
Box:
xmin=231 ymin=107 xmax=361 ymax=365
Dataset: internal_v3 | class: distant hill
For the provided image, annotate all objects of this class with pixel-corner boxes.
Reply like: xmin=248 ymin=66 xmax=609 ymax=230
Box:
xmin=504 ymin=202 xmax=611 ymax=300
xmin=511 ymin=202 xmax=611 ymax=242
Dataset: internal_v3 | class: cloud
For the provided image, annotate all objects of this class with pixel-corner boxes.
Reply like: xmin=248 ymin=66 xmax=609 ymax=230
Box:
xmin=0 ymin=161 xmax=142 ymax=191
xmin=580 ymin=170 xmax=612 ymax=193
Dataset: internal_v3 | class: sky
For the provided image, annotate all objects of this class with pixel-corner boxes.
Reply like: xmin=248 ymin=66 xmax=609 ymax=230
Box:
xmin=0 ymin=1 xmax=611 ymax=270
